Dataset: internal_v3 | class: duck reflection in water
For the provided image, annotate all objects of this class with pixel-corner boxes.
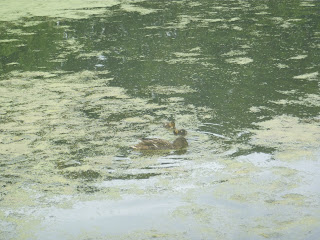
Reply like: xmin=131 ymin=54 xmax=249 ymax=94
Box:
xmin=132 ymin=137 xmax=188 ymax=150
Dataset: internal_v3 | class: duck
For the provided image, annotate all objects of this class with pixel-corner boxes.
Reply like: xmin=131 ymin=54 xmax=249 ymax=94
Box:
xmin=132 ymin=136 xmax=188 ymax=150
xmin=163 ymin=121 xmax=175 ymax=129
xmin=173 ymin=128 xmax=187 ymax=136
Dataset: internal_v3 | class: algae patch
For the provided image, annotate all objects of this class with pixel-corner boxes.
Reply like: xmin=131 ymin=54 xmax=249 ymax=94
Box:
xmin=251 ymin=115 xmax=320 ymax=161
xmin=293 ymin=71 xmax=318 ymax=81
xmin=0 ymin=0 xmax=119 ymax=21
xmin=0 ymin=69 xmax=221 ymax=203
xmin=121 ymin=3 xmax=157 ymax=15
xmin=148 ymin=85 xmax=196 ymax=95
xmin=226 ymin=57 xmax=253 ymax=65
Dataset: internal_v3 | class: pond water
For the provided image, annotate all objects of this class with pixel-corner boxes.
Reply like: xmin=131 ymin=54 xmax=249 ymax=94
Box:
xmin=0 ymin=0 xmax=320 ymax=239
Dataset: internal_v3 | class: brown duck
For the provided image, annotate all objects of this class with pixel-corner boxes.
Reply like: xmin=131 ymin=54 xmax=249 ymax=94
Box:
xmin=132 ymin=137 xmax=188 ymax=150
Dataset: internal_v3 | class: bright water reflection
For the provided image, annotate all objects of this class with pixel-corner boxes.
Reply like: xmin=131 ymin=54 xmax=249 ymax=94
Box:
xmin=0 ymin=0 xmax=320 ymax=239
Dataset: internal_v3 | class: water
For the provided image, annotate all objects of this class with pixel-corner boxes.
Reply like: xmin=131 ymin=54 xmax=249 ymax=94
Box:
xmin=0 ymin=0 xmax=320 ymax=239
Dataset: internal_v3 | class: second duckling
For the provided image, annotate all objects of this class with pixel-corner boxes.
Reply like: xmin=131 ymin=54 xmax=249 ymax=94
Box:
xmin=163 ymin=121 xmax=175 ymax=129
xmin=173 ymin=129 xmax=187 ymax=136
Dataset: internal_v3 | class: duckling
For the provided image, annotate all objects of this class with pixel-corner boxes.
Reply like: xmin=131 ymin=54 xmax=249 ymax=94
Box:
xmin=173 ymin=129 xmax=188 ymax=136
xmin=163 ymin=121 xmax=175 ymax=129
xmin=132 ymin=137 xmax=188 ymax=150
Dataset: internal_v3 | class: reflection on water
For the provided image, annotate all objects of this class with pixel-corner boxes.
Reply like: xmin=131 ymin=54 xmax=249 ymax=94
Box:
xmin=0 ymin=0 xmax=320 ymax=239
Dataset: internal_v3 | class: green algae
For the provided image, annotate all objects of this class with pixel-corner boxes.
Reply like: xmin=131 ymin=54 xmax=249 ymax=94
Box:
xmin=289 ymin=54 xmax=308 ymax=60
xmin=0 ymin=0 xmax=119 ymax=21
xmin=222 ymin=50 xmax=248 ymax=57
xmin=148 ymin=85 xmax=196 ymax=95
xmin=0 ymin=68 xmax=222 ymax=207
xmin=271 ymin=93 xmax=320 ymax=107
xmin=0 ymin=39 xmax=19 ymax=43
xmin=251 ymin=115 xmax=320 ymax=161
xmin=293 ymin=71 xmax=319 ymax=80
xmin=121 ymin=3 xmax=157 ymax=15
xmin=226 ymin=57 xmax=253 ymax=65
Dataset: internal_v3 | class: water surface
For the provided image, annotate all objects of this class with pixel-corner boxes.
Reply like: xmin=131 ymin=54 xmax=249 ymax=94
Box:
xmin=1 ymin=0 xmax=320 ymax=239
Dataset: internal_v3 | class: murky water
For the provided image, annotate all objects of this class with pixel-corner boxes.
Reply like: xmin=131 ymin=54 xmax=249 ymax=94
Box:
xmin=1 ymin=0 xmax=320 ymax=239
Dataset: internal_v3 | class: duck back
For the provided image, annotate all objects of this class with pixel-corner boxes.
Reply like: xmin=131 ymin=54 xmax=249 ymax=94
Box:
xmin=133 ymin=138 xmax=173 ymax=150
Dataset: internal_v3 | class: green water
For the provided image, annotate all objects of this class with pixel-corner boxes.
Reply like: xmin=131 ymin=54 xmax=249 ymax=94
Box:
xmin=1 ymin=0 xmax=320 ymax=239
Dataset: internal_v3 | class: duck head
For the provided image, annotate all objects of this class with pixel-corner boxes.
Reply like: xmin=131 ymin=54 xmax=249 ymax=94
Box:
xmin=173 ymin=129 xmax=187 ymax=136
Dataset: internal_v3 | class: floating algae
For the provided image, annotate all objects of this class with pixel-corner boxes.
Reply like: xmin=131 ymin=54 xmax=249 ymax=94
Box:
xmin=251 ymin=115 xmax=320 ymax=161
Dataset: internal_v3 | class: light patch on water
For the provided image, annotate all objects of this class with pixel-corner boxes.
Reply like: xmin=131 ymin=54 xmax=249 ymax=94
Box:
xmin=271 ymin=93 xmax=320 ymax=107
xmin=197 ymin=17 xmax=225 ymax=28
xmin=232 ymin=26 xmax=243 ymax=31
xmin=121 ymin=3 xmax=157 ymax=15
xmin=122 ymin=116 xmax=154 ymax=123
xmin=289 ymin=54 xmax=308 ymax=60
xmin=300 ymin=1 xmax=316 ymax=7
xmin=229 ymin=17 xmax=241 ymax=22
xmin=281 ymin=22 xmax=293 ymax=29
xmin=251 ymin=115 xmax=320 ymax=161
xmin=271 ymin=17 xmax=283 ymax=22
xmin=254 ymin=4 xmax=269 ymax=10
xmin=222 ymin=50 xmax=247 ymax=57
xmin=148 ymin=85 xmax=196 ymax=95
xmin=174 ymin=52 xmax=201 ymax=58
xmin=226 ymin=57 xmax=253 ymax=65
xmin=276 ymin=90 xmax=297 ymax=95
xmin=276 ymin=63 xmax=289 ymax=69
xmin=0 ymin=39 xmax=19 ymax=43
xmin=293 ymin=71 xmax=318 ymax=80
xmin=255 ymin=11 xmax=270 ymax=15
xmin=167 ymin=15 xmax=200 ymax=29
xmin=272 ymin=16 xmax=298 ymax=29
xmin=166 ymin=49 xmax=205 ymax=64
xmin=6 ymin=62 xmax=20 ymax=66
xmin=166 ymin=97 xmax=185 ymax=103
xmin=240 ymin=44 xmax=252 ymax=49
xmin=202 ymin=18 xmax=224 ymax=23
xmin=187 ymin=1 xmax=202 ymax=7
xmin=237 ymin=152 xmax=273 ymax=167
xmin=189 ymin=47 xmax=201 ymax=52
xmin=249 ymin=106 xmax=262 ymax=113
xmin=76 ymin=51 xmax=111 ymax=59
xmin=0 ymin=0 xmax=119 ymax=21
xmin=166 ymin=58 xmax=198 ymax=64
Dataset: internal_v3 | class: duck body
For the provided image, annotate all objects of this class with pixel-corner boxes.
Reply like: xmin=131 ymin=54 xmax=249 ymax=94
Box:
xmin=132 ymin=137 xmax=188 ymax=150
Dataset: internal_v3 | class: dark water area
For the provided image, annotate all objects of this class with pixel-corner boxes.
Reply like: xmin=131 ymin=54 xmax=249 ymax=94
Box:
xmin=0 ymin=1 xmax=320 ymax=239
